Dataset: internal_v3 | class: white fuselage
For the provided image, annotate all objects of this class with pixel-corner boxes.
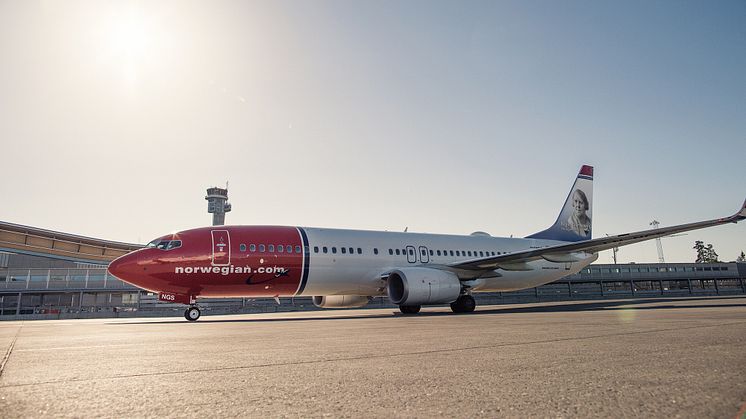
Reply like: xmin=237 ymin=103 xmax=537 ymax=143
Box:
xmin=300 ymin=228 xmax=598 ymax=296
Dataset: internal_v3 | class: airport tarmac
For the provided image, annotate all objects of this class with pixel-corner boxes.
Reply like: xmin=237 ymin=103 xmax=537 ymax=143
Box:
xmin=1 ymin=297 xmax=745 ymax=418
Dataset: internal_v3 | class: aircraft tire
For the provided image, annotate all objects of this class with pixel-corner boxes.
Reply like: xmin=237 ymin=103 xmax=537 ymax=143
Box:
xmin=185 ymin=306 xmax=201 ymax=321
xmin=450 ymin=295 xmax=476 ymax=313
xmin=399 ymin=305 xmax=421 ymax=314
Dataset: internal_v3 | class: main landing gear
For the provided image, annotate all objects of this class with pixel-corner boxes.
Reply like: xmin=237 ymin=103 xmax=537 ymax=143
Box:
xmin=450 ymin=295 xmax=476 ymax=313
xmin=399 ymin=305 xmax=421 ymax=314
xmin=184 ymin=306 xmax=201 ymax=321
xmin=398 ymin=295 xmax=477 ymax=315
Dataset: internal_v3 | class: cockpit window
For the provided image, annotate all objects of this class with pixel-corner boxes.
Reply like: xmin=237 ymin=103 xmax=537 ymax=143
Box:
xmin=147 ymin=238 xmax=182 ymax=251
xmin=166 ymin=240 xmax=182 ymax=250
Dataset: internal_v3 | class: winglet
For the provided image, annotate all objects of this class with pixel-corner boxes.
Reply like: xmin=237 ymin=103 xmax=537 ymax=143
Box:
xmin=736 ymin=199 xmax=746 ymax=221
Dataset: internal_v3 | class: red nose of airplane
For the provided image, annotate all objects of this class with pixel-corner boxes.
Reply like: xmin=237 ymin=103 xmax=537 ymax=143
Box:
xmin=108 ymin=252 xmax=142 ymax=286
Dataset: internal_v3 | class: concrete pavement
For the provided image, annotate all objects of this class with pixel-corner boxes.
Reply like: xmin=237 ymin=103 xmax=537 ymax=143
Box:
xmin=1 ymin=297 xmax=745 ymax=418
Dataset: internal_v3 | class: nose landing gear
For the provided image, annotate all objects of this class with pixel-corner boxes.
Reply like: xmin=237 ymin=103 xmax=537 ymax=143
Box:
xmin=184 ymin=306 xmax=201 ymax=321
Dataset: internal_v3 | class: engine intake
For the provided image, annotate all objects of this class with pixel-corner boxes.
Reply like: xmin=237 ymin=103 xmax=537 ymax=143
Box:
xmin=387 ymin=268 xmax=461 ymax=306
xmin=312 ymin=295 xmax=370 ymax=309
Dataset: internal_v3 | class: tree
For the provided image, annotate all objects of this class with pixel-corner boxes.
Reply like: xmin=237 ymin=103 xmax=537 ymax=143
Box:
xmin=737 ymin=251 xmax=746 ymax=263
xmin=693 ymin=240 xmax=719 ymax=263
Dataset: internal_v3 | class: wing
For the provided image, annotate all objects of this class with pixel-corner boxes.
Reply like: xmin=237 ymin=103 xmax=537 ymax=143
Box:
xmin=452 ymin=199 xmax=746 ymax=271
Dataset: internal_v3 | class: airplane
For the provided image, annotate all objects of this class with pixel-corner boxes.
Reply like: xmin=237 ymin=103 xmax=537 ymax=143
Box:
xmin=107 ymin=165 xmax=746 ymax=321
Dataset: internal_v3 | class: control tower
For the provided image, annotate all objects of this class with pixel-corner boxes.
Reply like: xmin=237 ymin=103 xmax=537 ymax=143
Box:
xmin=205 ymin=186 xmax=231 ymax=226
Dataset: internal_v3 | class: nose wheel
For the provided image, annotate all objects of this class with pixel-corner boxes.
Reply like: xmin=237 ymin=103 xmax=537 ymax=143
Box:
xmin=184 ymin=306 xmax=201 ymax=321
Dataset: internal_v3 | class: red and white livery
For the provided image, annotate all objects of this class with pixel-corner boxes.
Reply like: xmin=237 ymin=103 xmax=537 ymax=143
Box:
xmin=108 ymin=166 xmax=746 ymax=321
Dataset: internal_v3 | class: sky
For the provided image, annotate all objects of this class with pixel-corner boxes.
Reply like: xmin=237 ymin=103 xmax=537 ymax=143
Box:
xmin=0 ymin=0 xmax=744 ymax=263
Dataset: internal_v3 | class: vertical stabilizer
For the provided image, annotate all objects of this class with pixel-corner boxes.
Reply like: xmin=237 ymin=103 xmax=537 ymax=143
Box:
xmin=527 ymin=165 xmax=594 ymax=242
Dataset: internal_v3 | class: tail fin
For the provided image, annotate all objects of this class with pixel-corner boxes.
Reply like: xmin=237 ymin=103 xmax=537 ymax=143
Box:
xmin=527 ymin=165 xmax=594 ymax=242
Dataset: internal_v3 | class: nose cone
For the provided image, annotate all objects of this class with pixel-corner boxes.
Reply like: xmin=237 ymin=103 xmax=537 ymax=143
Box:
xmin=108 ymin=252 xmax=142 ymax=285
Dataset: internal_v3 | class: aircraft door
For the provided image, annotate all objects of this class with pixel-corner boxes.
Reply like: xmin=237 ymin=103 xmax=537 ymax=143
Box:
xmin=211 ymin=230 xmax=231 ymax=266
xmin=406 ymin=245 xmax=416 ymax=263
xmin=419 ymin=246 xmax=430 ymax=263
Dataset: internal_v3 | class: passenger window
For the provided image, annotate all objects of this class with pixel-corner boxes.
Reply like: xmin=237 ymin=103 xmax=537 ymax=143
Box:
xmin=332 ymin=247 xmax=337 ymax=254
xmin=269 ymin=245 xmax=275 ymax=252
xmin=468 ymin=251 xmax=472 ymax=256
xmin=250 ymin=244 xmax=256 ymax=252
xmin=357 ymin=248 xmax=362 ymax=254
xmin=323 ymin=246 xmax=328 ymax=254
xmin=341 ymin=247 xmax=346 ymax=254
xmin=421 ymin=249 xmax=426 ymax=256
xmin=278 ymin=245 xmax=284 ymax=253
xmin=259 ymin=244 xmax=266 ymax=252
xmin=437 ymin=250 xmax=441 ymax=256
xmin=350 ymin=247 xmax=354 ymax=254
xmin=374 ymin=248 xmax=379 ymax=255
xmin=408 ymin=249 xmax=414 ymax=256
xmin=429 ymin=250 xmax=433 ymax=256
xmin=388 ymin=249 xmax=393 ymax=255
xmin=314 ymin=246 xmax=319 ymax=253
xmin=240 ymin=244 xmax=247 ymax=252
xmin=395 ymin=249 xmax=400 ymax=255
xmin=456 ymin=250 xmax=460 ymax=256
xmin=479 ymin=251 xmax=484 ymax=257
xmin=295 ymin=245 xmax=302 ymax=253
xmin=449 ymin=250 xmax=454 ymax=256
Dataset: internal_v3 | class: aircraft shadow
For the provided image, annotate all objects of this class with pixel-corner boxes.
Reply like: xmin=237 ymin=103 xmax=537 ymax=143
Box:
xmin=110 ymin=296 xmax=746 ymax=325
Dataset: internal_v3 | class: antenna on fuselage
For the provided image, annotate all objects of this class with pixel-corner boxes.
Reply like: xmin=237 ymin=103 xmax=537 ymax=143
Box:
xmin=404 ymin=227 xmax=408 ymax=232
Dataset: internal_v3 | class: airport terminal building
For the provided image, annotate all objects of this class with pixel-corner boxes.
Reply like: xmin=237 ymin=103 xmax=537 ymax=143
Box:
xmin=1 ymin=220 xmax=744 ymax=319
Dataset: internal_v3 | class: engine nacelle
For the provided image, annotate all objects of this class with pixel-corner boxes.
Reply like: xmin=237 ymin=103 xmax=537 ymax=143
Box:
xmin=387 ymin=268 xmax=461 ymax=306
xmin=312 ymin=295 xmax=370 ymax=309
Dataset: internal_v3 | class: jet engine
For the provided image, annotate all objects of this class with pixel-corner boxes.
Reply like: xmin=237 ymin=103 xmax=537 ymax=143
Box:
xmin=386 ymin=267 xmax=461 ymax=306
xmin=312 ymin=295 xmax=370 ymax=309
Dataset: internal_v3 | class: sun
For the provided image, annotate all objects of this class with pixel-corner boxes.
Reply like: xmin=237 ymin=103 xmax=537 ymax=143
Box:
xmin=109 ymin=14 xmax=148 ymax=61
xmin=99 ymin=4 xmax=160 ymax=86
